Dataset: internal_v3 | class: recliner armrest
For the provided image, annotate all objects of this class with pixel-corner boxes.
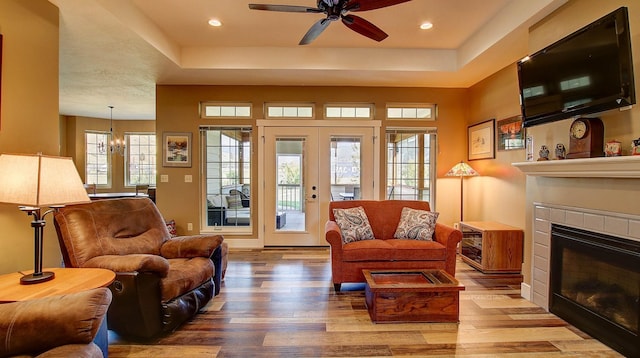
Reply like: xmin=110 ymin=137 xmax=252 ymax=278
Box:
xmin=160 ymin=234 xmax=224 ymax=259
xmin=84 ymin=254 xmax=170 ymax=277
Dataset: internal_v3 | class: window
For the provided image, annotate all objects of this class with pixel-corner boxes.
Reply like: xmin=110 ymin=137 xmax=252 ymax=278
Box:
xmin=387 ymin=103 xmax=437 ymax=120
xmin=85 ymin=131 xmax=110 ymax=187
xmin=386 ymin=128 xmax=437 ymax=204
xmin=201 ymin=102 xmax=252 ymax=118
xmin=266 ymin=103 xmax=314 ymax=119
xmin=125 ymin=133 xmax=156 ymax=186
xmin=202 ymin=127 xmax=252 ymax=230
xmin=325 ymin=104 xmax=374 ymax=119
xmin=330 ymin=136 xmax=362 ymax=201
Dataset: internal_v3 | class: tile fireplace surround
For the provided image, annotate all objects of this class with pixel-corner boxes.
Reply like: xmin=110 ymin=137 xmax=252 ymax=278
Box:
xmin=531 ymin=203 xmax=640 ymax=309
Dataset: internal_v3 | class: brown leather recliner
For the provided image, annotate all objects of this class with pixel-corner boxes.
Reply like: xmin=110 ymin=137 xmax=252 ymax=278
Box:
xmin=0 ymin=288 xmax=111 ymax=358
xmin=54 ymin=198 xmax=224 ymax=340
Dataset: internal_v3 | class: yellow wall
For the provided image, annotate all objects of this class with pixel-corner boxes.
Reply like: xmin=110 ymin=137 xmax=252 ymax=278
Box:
xmin=0 ymin=0 xmax=61 ymax=274
xmin=156 ymin=85 xmax=470 ymax=237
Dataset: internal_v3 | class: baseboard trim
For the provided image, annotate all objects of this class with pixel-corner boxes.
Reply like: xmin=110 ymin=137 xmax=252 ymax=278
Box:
xmin=521 ymin=282 xmax=531 ymax=301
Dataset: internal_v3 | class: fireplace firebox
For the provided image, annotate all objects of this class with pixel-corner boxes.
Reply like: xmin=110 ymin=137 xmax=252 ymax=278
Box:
xmin=550 ymin=224 xmax=639 ymax=357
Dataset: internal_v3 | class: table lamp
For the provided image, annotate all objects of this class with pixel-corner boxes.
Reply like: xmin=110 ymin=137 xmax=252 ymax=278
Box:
xmin=0 ymin=153 xmax=90 ymax=284
xmin=445 ymin=161 xmax=478 ymax=222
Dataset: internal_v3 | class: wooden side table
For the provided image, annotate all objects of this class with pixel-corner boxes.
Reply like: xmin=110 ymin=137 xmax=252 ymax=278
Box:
xmin=0 ymin=267 xmax=115 ymax=303
xmin=459 ymin=221 xmax=524 ymax=274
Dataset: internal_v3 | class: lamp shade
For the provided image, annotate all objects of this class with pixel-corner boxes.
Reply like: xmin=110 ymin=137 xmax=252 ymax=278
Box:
xmin=0 ymin=153 xmax=90 ymax=207
xmin=445 ymin=161 xmax=478 ymax=177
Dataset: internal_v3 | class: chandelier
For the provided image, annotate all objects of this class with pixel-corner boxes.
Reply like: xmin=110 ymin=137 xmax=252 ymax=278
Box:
xmin=102 ymin=105 xmax=126 ymax=156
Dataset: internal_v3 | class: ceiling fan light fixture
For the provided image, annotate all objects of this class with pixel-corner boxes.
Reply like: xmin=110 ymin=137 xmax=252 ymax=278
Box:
xmin=208 ymin=19 xmax=222 ymax=27
xmin=420 ymin=22 xmax=433 ymax=30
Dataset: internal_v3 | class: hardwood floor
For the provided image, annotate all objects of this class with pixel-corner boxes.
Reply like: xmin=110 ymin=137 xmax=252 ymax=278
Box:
xmin=109 ymin=248 xmax=622 ymax=357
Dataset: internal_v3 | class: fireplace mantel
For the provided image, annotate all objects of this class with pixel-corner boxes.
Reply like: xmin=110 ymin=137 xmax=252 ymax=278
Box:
xmin=513 ymin=155 xmax=640 ymax=178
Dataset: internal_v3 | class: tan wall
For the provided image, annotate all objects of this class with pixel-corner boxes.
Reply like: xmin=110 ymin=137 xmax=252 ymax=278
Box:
xmin=64 ymin=115 xmax=155 ymax=192
xmin=0 ymin=0 xmax=61 ymax=274
xmin=156 ymin=85 xmax=469 ymax=237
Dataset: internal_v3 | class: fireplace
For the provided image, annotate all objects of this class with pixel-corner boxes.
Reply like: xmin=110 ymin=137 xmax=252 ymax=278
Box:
xmin=550 ymin=224 xmax=639 ymax=357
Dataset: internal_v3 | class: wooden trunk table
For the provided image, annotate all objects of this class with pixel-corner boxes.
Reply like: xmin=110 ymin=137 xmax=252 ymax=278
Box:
xmin=363 ymin=269 xmax=465 ymax=323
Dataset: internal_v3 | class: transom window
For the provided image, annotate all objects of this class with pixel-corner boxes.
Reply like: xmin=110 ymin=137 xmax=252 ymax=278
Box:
xmin=201 ymin=102 xmax=252 ymax=119
xmin=125 ymin=133 xmax=157 ymax=186
xmin=85 ymin=131 xmax=110 ymax=187
xmin=387 ymin=103 xmax=437 ymax=120
xmin=325 ymin=104 xmax=374 ymax=119
xmin=265 ymin=103 xmax=314 ymax=119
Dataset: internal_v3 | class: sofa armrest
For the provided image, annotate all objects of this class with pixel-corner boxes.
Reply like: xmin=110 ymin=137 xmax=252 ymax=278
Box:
xmin=160 ymin=234 xmax=224 ymax=259
xmin=325 ymin=220 xmax=343 ymax=248
xmin=84 ymin=254 xmax=170 ymax=277
xmin=0 ymin=288 xmax=111 ymax=357
xmin=433 ymin=223 xmax=462 ymax=248
xmin=433 ymin=223 xmax=462 ymax=275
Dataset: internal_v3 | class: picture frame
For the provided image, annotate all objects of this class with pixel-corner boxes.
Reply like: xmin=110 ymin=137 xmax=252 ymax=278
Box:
xmin=496 ymin=115 xmax=525 ymax=151
xmin=468 ymin=119 xmax=495 ymax=161
xmin=163 ymin=132 xmax=192 ymax=167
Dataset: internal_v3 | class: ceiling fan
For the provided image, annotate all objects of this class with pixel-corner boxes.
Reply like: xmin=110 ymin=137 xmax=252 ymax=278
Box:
xmin=248 ymin=0 xmax=411 ymax=45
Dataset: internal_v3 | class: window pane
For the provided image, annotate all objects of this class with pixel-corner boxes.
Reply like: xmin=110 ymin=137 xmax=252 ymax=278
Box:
xmin=203 ymin=127 xmax=252 ymax=229
xmin=126 ymin=133 xmax=157 ymax=186
xmin=386 ymin=130 xmax=436 ymax=203
xmin=85 ymin=131 xmax=110 ymax=187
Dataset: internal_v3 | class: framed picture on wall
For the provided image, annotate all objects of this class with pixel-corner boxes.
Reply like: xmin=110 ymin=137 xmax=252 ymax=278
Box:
xmin=163 ymin=132 xmax=192 ymax=167
xmin=496 ymin=115 xmax=525 ymax=151
xmin=468 ymin=119 xmax=495 ymax=160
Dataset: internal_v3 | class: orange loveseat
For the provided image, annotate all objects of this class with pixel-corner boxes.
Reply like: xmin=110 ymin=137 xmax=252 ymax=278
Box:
xmin=325 ymin=200 xmax=461 ymax=291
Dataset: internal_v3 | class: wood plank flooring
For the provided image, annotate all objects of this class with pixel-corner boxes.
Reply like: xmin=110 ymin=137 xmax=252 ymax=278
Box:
xmin=108 ymin=248 xmax=622 ymax=357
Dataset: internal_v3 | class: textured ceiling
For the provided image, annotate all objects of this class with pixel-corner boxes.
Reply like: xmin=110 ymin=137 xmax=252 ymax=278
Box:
xmin=50 ymin=0 xmax=568 ymax=119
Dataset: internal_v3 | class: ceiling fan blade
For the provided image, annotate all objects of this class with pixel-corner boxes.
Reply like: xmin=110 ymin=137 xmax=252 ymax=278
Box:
xmin=345 ymin=0 xmax=411 ymax=12
xmin=341 ymin=15 xmax=388 ymax=42
xmin=299 ymin=18 xmax=332 ymax=45
xmin=248 ymin=4 xmax=322 ymax=13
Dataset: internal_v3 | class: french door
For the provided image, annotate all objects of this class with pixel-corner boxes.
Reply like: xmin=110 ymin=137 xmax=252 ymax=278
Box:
xmin=260 ymin=121 xmax=379 ymax=246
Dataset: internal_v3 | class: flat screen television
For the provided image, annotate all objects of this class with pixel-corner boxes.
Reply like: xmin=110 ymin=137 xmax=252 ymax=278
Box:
xmin=518 ymin=7 xmax=635 ymax=128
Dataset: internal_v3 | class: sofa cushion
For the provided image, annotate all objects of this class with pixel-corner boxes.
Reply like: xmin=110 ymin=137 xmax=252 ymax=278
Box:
xmin=342 ymin=238 xmax=446 ymax=262
xmin=394 ymin=207 xmax=439 ymax=241
xmin=386 ymin=239 xmax=446 ymax=260
xmin=333 ymin=206 xmax=375 ymax=244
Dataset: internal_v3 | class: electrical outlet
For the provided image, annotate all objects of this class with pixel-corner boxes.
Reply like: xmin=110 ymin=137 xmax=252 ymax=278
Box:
xmin=185 ymin=175 xmax=192 ymax=183
xmin=160 ymin=174 xmax=169 ymax=183
xmin=187 ymin=222 xmax=193 ymax=231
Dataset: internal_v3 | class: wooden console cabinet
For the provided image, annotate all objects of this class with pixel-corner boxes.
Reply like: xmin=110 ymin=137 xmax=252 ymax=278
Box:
xmin=459 ymin=221 xmax=523 ymax=273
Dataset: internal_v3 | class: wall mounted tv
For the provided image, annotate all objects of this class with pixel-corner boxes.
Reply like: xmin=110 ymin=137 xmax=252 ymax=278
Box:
xmin=518 ymin=7 xmax=635 ymax=128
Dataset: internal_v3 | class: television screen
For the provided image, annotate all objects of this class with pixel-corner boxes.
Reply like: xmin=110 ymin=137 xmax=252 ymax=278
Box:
xmin=518 ymin=7 xmax=635 ymax=128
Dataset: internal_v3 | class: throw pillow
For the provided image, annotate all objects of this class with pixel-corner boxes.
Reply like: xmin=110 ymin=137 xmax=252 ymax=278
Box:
xmin=394 ymin=207 xmax=439 ymax=241
xmin=332 ymin=206 xmax=375 ymax=244
xmin=165 ymin=219 xmax=178 ymax=238
xmin=226 ymin=195 xmax=242 ymax=209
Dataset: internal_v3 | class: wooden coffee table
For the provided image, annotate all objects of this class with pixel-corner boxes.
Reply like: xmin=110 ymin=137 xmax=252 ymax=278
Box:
xmin=363 ymin=269 xmax=465 ymax=323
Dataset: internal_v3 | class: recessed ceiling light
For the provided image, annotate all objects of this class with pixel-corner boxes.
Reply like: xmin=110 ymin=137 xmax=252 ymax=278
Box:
xmin=208 ymin=19 xmax=222 ymax=27
xmin=420 ymin=22 xmax=433 ymax=30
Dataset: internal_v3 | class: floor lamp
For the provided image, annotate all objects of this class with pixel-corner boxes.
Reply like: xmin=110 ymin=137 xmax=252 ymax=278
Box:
xmin=445 ymin=161 xmax=478 ymax=223
xmin=0 ymin=153 xmax=90 ymax=284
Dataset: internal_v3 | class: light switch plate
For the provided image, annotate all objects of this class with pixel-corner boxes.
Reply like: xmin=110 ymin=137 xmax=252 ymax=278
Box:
xmin=160 ymin=174 xmax=169 ymax=183
xmin=185 ymin=174 xmax=192 ymax=183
